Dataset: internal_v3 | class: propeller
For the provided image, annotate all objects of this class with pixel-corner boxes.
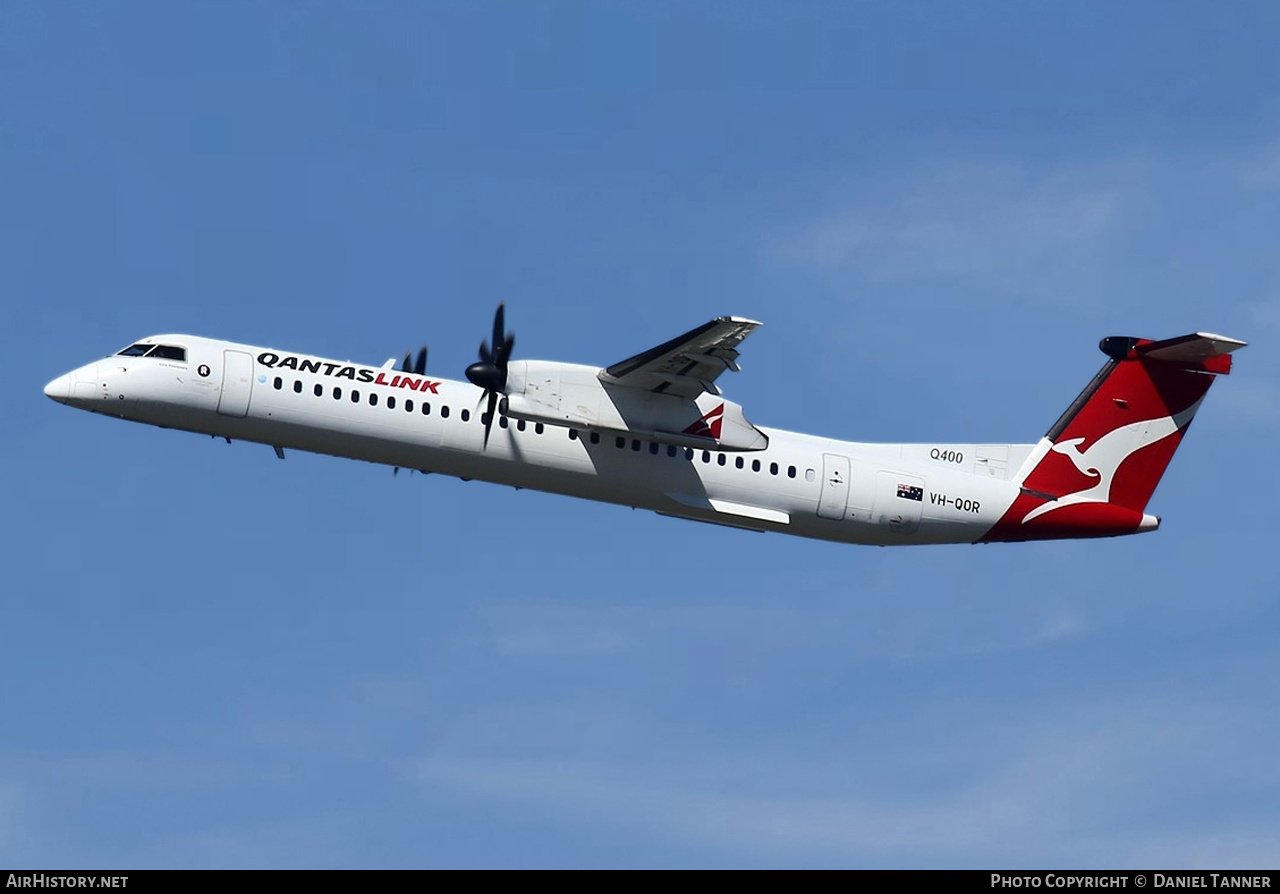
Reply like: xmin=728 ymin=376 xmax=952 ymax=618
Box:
xmin=400 ymin=346 xmax=428 ymax=376
xmin=465 ymin=302 xmax=516 ymax=448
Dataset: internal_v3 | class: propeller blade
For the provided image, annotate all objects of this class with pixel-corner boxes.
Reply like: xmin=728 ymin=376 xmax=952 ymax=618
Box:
xmin=414 ymin=346 xmax=428 ymax=376
xmin=482 ymin=390 xmax=498 ymax=449
xmin=492 ymin=303 xmax=505 ymax=359
xmin=400 ymin=351 xmax=412 ymax=373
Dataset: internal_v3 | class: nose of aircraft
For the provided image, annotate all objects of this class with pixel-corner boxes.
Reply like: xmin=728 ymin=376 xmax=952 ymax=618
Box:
xmin=44 ymin=372 xmax=72 ymax=403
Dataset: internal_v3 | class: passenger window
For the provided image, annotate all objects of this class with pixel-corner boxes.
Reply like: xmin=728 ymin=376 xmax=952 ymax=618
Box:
xmin=517 ymin=419 xmax=526 ymax=432
xmin=293 ymin=380 xmax=302 ymax=393
xmin=666 ymin=445 xmax=677 ymax=457
xmin=535 ymin=423 xmax=544 ymax=434
xmin=648 ymin=442 xmax=658 ymax=455
xmin=369 ymin=393 xmax=378 ymax=406
xmin=702 ymin=451 xmax=711 ymax=463
xmin=718 ymin=454 xmax=727 ymax=466
xmin=314 ymin=384 xmax=323 ymax=397
xmin=788 ymin=465 xmax=797 ymax=479
xmin=387 ymin=396 xmax=396 ymax=409
xmin=405 ymin=399 xmax=414 ymax=412
xmin=422 ymin=402 xmax=431 ymax=415
xmin=352 ymin=390 xmax=361 ymax=403
xmin=752 ymin=459 xmax=761 ymax=472
xmin=735 ymin=457 xmax=745 ymax=469
xmin=805 ymin=469 xmax=816 ymax=482
xmin=632 ymin=440 xmax=642 ymax=452
xmin=770 ymin=462 xmax=779 ymax=475
xmin=616 ymin=436 xmax=625 ymax=449
xmin=441 ymin=406 xmax=450 ymax=418
xmin=273 ymin=377 xmax=282 ymax=390
xmin=333 ymin=387 xmax=342 ymax=400
xmin=569 ymin=429 xmax=578 ymax=441
xmin=499 ymin=416 xmax=508 ymax=429
xmin=685 ymin=448 xmax=694 ymax=460
xmin=590 ymin=432 xmax=600 ymax=445
xmin=461 ymin=409 xmax=471 ymax=422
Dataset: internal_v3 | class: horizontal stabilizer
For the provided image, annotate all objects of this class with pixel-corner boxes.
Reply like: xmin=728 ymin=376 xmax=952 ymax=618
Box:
xmin=1138 ymin=332 xmax=1247 ymax=370
xmin=1100 ymin=332 xmax=1247 ymax=374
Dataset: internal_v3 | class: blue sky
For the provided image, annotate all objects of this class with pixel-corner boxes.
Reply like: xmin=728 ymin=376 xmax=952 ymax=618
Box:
xmin=3 ymin=1 xmax=1278 ymax=868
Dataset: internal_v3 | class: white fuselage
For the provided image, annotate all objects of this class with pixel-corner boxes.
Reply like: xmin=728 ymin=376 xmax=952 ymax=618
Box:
xmin=45 ymin=334 xmax=1039 ymax=546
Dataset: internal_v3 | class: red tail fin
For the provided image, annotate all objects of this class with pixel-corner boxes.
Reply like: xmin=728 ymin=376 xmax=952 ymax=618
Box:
xmin=982 ymin=332 xmax=1245 ymax=542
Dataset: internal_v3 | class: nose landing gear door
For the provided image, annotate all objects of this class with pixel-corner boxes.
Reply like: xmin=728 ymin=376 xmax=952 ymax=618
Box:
xmin=217 ymin=351 xmax=254 ymax=418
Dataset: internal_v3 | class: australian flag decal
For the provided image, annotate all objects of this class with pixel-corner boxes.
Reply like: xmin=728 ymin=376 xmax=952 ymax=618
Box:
xmin=897 ymin=484 xmax=923 ymax=502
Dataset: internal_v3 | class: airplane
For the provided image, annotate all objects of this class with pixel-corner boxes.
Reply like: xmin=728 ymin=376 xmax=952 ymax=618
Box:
xmin=43 ymin=305 xmax=1246 ymax=546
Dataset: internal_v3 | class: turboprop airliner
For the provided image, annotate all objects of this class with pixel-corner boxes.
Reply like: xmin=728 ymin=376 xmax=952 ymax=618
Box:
xmin=43 ymin=306 xmax=1245 ymax=546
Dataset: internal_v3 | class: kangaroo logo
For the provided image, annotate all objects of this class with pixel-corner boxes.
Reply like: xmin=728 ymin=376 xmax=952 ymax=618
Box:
xmin=683 ymin=403 xmax=725 ymax=440
xmin=1021 ymin=399 xmax=1201 ymax=523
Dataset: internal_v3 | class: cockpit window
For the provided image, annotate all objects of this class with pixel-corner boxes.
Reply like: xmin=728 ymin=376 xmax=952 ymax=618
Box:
xmin=115 ymin=344 xmax=187 ymax=361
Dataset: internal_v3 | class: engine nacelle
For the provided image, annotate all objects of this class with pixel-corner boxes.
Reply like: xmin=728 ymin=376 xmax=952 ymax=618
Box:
xmin=503 ymin=360 xmax=768 ymax=451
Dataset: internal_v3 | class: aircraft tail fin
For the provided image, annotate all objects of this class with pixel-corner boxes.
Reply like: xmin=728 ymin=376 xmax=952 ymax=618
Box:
xmin=983 ymin=332 xmax=1245 ymax=541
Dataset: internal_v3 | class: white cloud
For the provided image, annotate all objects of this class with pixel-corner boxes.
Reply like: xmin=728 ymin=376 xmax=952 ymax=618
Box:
xmin=779 ymin=161 xmax=1132 ymax=308
xmin=0 ymin=780 xmax=38 ymax=865
xmin=1124 ymin=834 xmax=1280 ymax=870
xmin=135 ymin=814 xmax=360 ymax=869
xmin=1215 ymin=378 xmax=1279 ymax=423
xmin=1235 ymin=142 xmax=1280 ymax=190
xmin=1244 ymin=298 xmax=1280 ymax=338
xmin=773 ymin=142 xmax=1280 ymax=335
xmin=415 ymin=695 xmax=1280 ymax=865
xmin=491 ymin=625 xmax=632 ymax=658
xmin=476 ymin=591 xmax=1096 ymax=666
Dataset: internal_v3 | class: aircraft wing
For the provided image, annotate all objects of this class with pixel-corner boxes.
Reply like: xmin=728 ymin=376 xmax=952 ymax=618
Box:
xmin=598 ymin=316 xmax=761 ymax=398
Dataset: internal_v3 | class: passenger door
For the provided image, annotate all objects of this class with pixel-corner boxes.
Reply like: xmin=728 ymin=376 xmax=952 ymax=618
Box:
xmin=217 ymin=350 xmax=254 ymax=418
xmin=817 ymin=453 xmax=850 ymax=520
